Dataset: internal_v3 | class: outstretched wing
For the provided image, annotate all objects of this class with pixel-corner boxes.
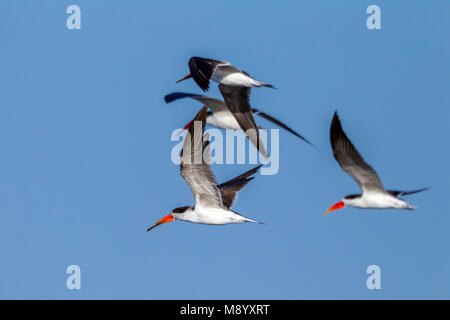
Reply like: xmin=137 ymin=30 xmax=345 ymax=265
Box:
xmin=387 ymin=187 xmax=430 ymax=198
xmin=330 ymin=112 xmax=384 ymax=193
xmin=217 ymin=165 xmax=262 ymax=209
xmin=180 ymin=106 xmax=223 ymax=208
xmin=219 ymin=84 xmax=268 ymax=159
xmin=164 ymin=92 xmax=228 ymax=114
xmin=188 ymin=57 xmax=224 ymax=92
xmin=252 ymin=108 xmax=314 ymax=146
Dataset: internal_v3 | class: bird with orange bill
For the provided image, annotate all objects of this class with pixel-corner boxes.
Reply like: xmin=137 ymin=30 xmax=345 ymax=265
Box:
xmin=147 ymin=106 xmax=264 ymax=232
xmin=176 ymin=57 xmax=275 ymax=92
xmin=324 ymin=111 xmax=428 ymax=215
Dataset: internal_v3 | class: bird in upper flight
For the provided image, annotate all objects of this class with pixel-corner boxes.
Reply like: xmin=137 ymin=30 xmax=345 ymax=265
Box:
xmin=324 ymin=112 xmax=428 ymax=215
xmin=147 ymin=106 xmax=264 ymax=232
xmin=176 ymin=57 xmax=275 ymax=92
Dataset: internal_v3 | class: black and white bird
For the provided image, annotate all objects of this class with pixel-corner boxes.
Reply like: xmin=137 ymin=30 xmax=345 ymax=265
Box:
xmin=324 ymin=112 xmax=428 ymax=214
xmin=176 ymin=57 xmax=275 ymax=91
xmin=164 ymin=92 xmax=313 ymax=146
xmin=147 ymin=106 xmax=264 ymax=232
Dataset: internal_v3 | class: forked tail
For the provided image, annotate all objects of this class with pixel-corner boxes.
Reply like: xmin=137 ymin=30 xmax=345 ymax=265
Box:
xmin=243 ymin=216 xmax=265 ymax=224
xmin=260 ymin=83 xmax=276 ymax=89
xmin=253 ymin=80 xmax=276 ymax=89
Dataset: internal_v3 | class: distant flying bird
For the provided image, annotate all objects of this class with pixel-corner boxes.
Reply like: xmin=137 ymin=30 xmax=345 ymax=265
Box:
xmin=164 ymin=92 xmax=313 ymax=146
xmin=176 ymin=57 xmax=275 ymax=92
xmin=324 ymin=112 xmax=428 ymax=215
xmin=147 ymin=106 xmax=264 ymax=232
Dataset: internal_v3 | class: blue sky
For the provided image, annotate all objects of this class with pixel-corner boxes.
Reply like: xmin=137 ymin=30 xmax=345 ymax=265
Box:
xmin=0 ymin=1 xmax=449 ymax=299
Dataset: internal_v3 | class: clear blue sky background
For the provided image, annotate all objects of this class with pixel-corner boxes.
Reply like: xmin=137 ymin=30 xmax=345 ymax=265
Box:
xmin=0 ymin=1 xmax=448 ymax=299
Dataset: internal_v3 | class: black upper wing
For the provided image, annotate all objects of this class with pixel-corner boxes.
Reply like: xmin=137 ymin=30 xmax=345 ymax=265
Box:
xmin=252 ymin=108 xmax=314 ymax=146
xmin=330 ymin=112 xmax=384 ymax=193
xmin=217 ymin=165 xmax=262 ymax=209
xmin=219 ymin=84 xmax=268 ymax=159
xmin=188 ymin=57 xmax=222 ymax=92
xmin=387 ymin=188 xmax=430 ymax=198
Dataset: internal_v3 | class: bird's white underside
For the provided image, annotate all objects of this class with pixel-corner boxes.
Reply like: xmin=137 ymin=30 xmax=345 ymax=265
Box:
xmin=206 ymin=111 xmax=240 ymax=129
xmin=173 ymin=205 xmax=257 ymax=225
xmin=211 ymin=68 xmax=266 ymax=87
xmin=345 ymin=191 xmax=415 ymax=209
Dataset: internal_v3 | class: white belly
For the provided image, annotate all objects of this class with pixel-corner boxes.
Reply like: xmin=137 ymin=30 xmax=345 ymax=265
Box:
xmin=351 ymin=192 xmax=413 ymax=209
xmin=211 ymin=69 xmax=260 ymax=87
xmin=179 ymin=207 xmax=248 ymax=225
xmin=207 ymin=112 xmax=240 ymax=130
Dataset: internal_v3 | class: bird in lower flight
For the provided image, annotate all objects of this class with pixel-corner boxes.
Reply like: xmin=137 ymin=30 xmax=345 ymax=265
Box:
xmin=324 ymin=112 xmax=428 ymax=215
xmin=147 ymin=106 xmax=264 ymax=232
xmin=176 ymin=57 xmax=275 ymax=92
xmin=164 ymin=92 xmax=314 ymax=146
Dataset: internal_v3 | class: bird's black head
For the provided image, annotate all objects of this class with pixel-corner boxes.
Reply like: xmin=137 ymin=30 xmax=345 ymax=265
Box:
xmin=172 ymin=206 xmax=191 ymax=214
xmin=344 ymin=194 xmax=362 ymax=200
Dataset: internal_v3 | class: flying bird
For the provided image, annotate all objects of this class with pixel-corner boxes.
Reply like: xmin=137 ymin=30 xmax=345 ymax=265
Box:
xmin=164 ymin=92 xmax=314 ymax=146
xmin=176 ymin=57 xmax=275 ymax=91
xmin=324 ymin=112 xmax=428 ymax=214
xmin=147 ymin=106 xmax=264 ymax=232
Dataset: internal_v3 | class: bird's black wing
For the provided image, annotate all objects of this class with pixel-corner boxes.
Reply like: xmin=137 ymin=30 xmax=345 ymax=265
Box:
xmin=252 ymin=108 xmax=313 ymax=146
xmin=330 ymin=112 xmax=384 ymax=193
xmin=217 ymin=165 xmax=262 ymax=209
xmin=164 ymin=92 xmax=228 ymax=113
xmin=188 ymin=57 xmax=222 ymax=92
xmin=387 ymin=188 xmax=430 ymax=198
xmin=219 ymin=84 xmax=268 ymax=159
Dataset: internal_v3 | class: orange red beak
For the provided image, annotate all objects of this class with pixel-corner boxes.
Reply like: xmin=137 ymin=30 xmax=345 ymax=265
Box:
xmin=323 ymin=201 xmax=345 ymax=215
xmin=147 ymin=214 xmax=174 ymax=232
xmin=176 ymin=73 xmax=192 ymax=83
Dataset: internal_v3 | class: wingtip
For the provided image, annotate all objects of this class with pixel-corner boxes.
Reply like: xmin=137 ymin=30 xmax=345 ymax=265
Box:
xmin=300 ymin=136 xmax=317 ymax=149
xmin=197 ymin=105 xmax=209 ymax=121
xmin=416 ymin=187 xmax=431 ymax=194
xmin=333 ymin=110 xmax=339 ymax=119
xmin=164 ymin=92 xmax=199 ymax=104
xmin=309 ymin=142 xmax=320 ymax=152
xmin=185 ymin=105 xmax=208 ymax=136
xmin=247 ymin=164 xmax=263 ymax=177
xmin=163 ymin=95 xmax=172 ymax=104
xmin=263 ymin=84 xmax=277 ymax=89
xmin=330 ymin=111 xmax=342 ymax=131
xmin=199 ymin=81 xmax=210 ymax=92
xmin=164 ymin=92 xmax=185 ymax=104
